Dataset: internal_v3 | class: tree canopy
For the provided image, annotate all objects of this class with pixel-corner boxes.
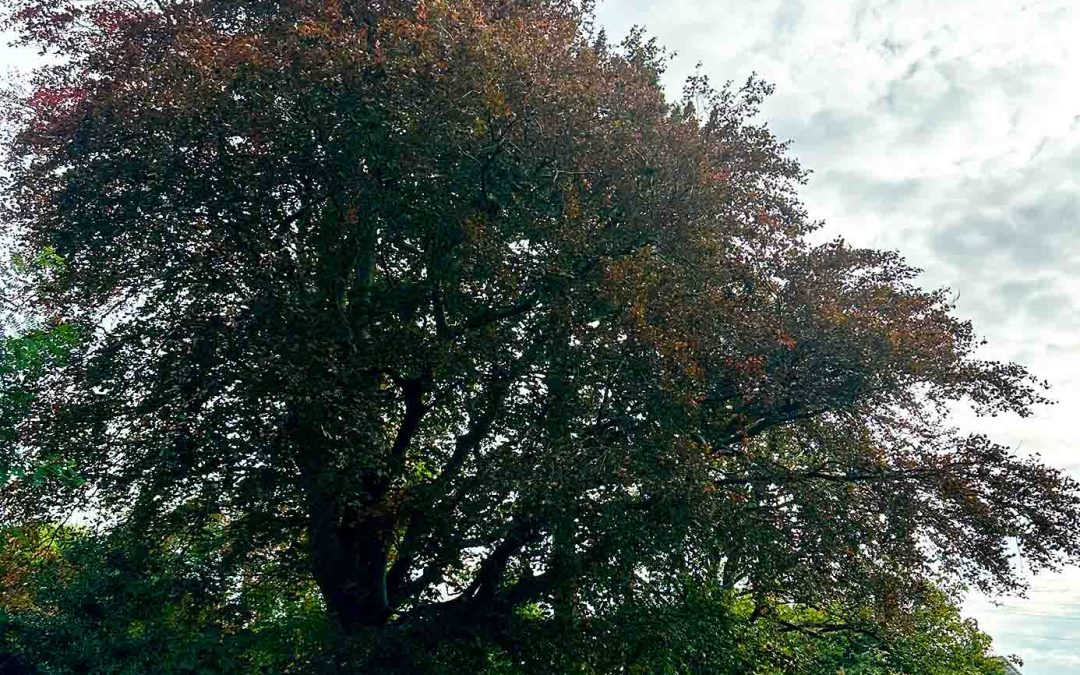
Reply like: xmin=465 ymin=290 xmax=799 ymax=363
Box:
xmin=0 ymin=0 xmax=1073 ymax=672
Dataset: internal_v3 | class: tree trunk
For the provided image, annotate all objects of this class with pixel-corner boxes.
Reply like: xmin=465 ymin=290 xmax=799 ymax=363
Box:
xmin=306 ymin=479 xmax=395 ymax=630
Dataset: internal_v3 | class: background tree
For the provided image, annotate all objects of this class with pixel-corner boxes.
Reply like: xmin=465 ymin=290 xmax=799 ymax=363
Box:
xmin=510 ymin=583 xmax=1012 ymax=674
xmin=1 ymin=523 xmax=329 ymax=674
xmin=0 ymin=0 xmax=1075 ymax=671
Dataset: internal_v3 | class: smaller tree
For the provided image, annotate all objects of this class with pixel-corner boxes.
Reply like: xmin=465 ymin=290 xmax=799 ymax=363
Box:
xmin=0 ymin=248 xmax=80 ymax=517
xmin=0 ymin=522 xmax=330 ymax=675
xmin=427 ymin=579 xmax=1010 ymax=674
xmin=757 ymin=589 xmax=1011 ymax=675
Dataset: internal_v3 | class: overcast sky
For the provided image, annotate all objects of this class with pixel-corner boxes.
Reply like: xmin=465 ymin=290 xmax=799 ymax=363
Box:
xmin=593 ymin=0 xmax=1080 ymax=672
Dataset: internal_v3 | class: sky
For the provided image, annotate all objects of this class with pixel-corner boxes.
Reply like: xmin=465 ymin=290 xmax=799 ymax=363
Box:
xmin=2 ymin=1 xmax=1079 ymax=671
xmin=593 ymin=0 xmax=1080 ymax=672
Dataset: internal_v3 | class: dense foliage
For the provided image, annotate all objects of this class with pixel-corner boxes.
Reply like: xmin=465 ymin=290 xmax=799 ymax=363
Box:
xmin=0 ymin=0 xmax=1072 ymax=672
xmin=0 ymin=527 xmax=1009 ymax=674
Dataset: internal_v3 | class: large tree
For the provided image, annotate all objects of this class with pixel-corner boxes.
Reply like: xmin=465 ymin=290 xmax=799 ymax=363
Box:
xmin=0 ymin=0 xmax=1076 ymax=670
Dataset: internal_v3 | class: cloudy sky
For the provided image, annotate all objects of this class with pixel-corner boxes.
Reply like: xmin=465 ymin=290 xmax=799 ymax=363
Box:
xmin=594 ymin=0 xmax=1080 ymax=671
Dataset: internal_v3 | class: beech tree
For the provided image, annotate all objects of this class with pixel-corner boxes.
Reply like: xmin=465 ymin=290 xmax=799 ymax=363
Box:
xmin=0 ymin=0 xmax=1075 ymax=670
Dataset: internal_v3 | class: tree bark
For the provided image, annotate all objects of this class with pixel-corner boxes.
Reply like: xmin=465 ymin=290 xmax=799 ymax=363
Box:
xmin=306 ymin=484 xmax=395 ymax=630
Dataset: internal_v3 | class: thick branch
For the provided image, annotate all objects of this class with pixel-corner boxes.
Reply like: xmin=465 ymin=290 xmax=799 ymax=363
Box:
xmin=389 ymin=375 xmax=429 ymax=462
xmin=463 ymin=516 xmax=539 ymax=603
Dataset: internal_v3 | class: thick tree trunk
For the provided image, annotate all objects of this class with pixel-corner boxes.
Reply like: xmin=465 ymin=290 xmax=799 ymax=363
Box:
xmin=306 ymin=481 xmax=395 ymax=630
xmin=292 ymin=396 xmax=396 ymax=632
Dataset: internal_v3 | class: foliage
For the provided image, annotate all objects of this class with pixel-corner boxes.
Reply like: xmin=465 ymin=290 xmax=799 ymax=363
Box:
xmin=0 ymin=322 xmax=79 ymax=486
xmin=0 ymin=0 xmax=1074 ymax=672
xmin=1 ymin=524 xmax=329 ymax=674
xmin=1 ymin=544 xmax=1009 ymax=675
